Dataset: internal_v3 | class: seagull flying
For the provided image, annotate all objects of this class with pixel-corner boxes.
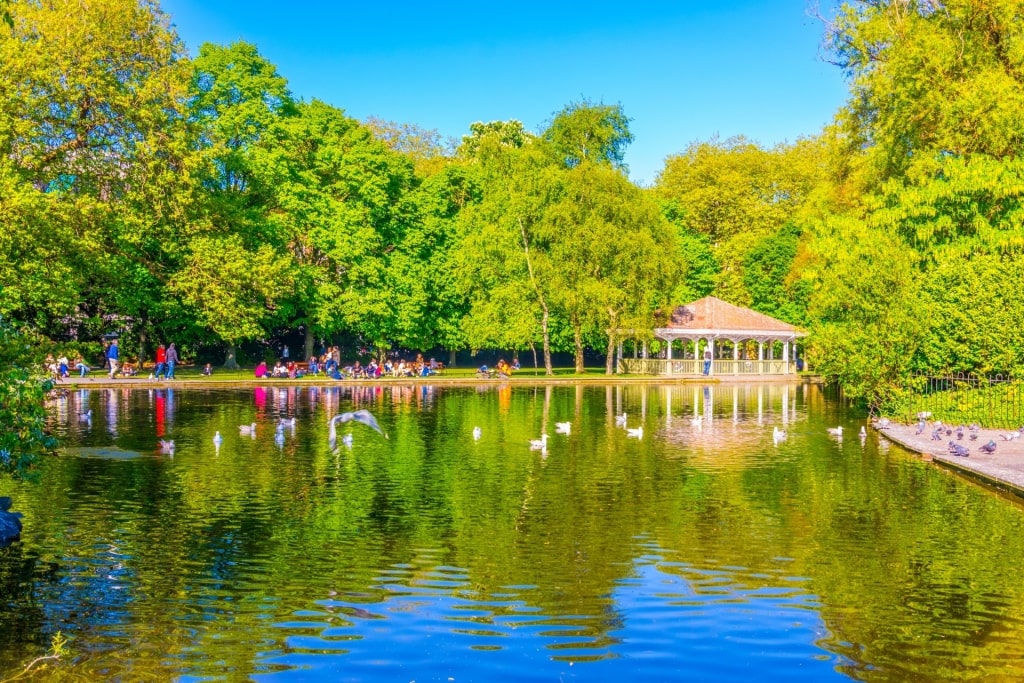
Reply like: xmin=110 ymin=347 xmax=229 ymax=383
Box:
xmin=329 ymin=410 xmax=387 ymax=441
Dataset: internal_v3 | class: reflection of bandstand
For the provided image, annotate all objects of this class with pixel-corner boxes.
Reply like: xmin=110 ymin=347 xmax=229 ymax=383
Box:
xmin=611 ymin=383 xmax=807 ymax=427
xmin=618 ymin=297 xmax=806 ymax=376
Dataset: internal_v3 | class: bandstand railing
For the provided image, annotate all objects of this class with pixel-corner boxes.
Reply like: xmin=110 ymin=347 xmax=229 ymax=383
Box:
xmin=618 ymin=358 xmax=796 ymax=376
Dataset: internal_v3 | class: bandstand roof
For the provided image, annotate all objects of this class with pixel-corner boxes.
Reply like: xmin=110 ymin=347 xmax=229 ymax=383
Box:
xmin=654 ymin=296 xmax=805 ymax=341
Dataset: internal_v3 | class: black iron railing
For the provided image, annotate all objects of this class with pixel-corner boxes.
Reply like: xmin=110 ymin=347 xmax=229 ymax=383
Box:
xmin=898 ymin=372 xmax=1023 ymax=429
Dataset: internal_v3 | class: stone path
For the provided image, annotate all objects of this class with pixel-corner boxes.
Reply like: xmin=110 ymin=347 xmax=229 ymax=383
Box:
xmin=877 ymin=421 xmax=1024 ymax=496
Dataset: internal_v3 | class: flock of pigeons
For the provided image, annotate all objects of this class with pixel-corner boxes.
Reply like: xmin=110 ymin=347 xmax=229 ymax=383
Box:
xmin=871 ymin=411 xmax=1024 ymax=458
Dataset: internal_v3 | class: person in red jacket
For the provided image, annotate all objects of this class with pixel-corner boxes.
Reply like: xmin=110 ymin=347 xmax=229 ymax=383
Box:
xmin=154 ymin=344 xmax=167 ymax=379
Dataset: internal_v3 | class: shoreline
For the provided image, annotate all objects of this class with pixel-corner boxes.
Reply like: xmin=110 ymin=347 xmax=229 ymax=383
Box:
xmin=877 ymin=423 xmax=1024 ymax=499
xmin=54 ymin=373 xmax=819 ymax=390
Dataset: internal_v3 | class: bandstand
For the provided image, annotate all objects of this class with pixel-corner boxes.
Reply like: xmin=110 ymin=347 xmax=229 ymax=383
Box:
xmin=618 ymin=296 xmax=806 ymax=377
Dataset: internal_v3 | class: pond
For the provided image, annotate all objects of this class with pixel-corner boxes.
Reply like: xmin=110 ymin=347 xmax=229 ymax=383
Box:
xmin=3 ymin=382 xmax=1024 ymax=681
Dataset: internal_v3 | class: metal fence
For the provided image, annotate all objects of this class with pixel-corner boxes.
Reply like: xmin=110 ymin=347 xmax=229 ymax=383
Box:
xmin=899 ymin=372 xmax=1023 ymax=429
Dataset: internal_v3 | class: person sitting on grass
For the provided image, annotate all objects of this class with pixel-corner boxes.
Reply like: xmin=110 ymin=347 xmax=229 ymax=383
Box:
xmin=272 ymin=360 xmax=286 ymax=377
xmin=202 ymin=363 xmax=213 ymax=376
xmin=254 ymin=361 xmax=268 ymax=378
xmin=496 ymin=359 xmax=511 ymax=379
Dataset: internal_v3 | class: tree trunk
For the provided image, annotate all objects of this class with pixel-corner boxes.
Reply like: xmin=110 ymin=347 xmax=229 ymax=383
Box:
xmin=572 ymin=317 xmax=585 ymax=373
xmin=138 ymin=330 xmax=147 ymax=370
xmin=449 ymin=349 xmax=456 ymax=368
xmin=519 ymin=216 xmax=553 ymax=376
xmin=304 ymin=327 xmax=314 ymax=361
xmin=605 ymin=309 xmax=617 ymax=374
xmin=541 ymin=306 xmax=553 ymax=375
xmin=223 ymin=345 xmax=240 ymax=370
xmin=605 ymin=334 xmax=616 ymax=375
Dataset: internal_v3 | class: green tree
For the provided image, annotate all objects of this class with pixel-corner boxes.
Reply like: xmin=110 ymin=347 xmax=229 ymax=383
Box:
xmin=805 ymin=214 xmax=924 ymax=409
xmin=654 ymin=137 xmax=822 ymax=305
xmin=542 ymin=99 xmax=633 ymax=171
xmin=0 ymin=315 xmax=56 ymax=480
xmin=543 ymin=162 xmax=680 ymax=372
xmin=179 ymin=41 xmax=298 ymax=366
xmin=0 ymin=0 xmax=191 ymax=355
xmin=827 ymin=0 xmax=1024 ymax=182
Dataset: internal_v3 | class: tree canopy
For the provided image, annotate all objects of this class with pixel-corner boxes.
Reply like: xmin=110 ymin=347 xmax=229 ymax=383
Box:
xmin=2 ymin=0 xmax=1023 ymax=420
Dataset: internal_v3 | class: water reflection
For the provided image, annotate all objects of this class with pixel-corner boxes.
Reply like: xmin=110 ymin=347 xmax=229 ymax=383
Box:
xmin=4 ymin=383 xmax=1024 ymax=681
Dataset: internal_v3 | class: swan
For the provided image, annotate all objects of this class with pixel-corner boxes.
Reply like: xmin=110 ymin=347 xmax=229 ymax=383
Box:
xmin=690 ymin=415 xmax=703 ymax=427
xmin=158 ymin=439 xmax=175 ymax=454
xmin=529 ymin=434 xmax=549 ymax=450
xmin=239 ymin=423 xmax=257 ymax=435
xmin=472 ymin=426 xmax=482 ymax=440
xmin=555 ymin=421 xmax=571 ymax=435
xmin=773 ymin=426 xmax=787 ymax=442
xmin=827 ymin=426 xmax=843 ymax=437
xmin=78 ymin=409 xmax=93 ymax=421
xmin=626 ymin=425 xmax=643 ymax=439
xmin=615 ymin=413 xmax=627 ymax=426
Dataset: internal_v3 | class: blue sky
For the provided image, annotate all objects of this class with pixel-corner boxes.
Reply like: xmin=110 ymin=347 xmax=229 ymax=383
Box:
xmin=160 ymin=0 xmax=850 ymax=186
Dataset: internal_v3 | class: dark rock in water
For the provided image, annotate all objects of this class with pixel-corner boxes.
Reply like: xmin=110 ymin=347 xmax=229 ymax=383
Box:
xmin=0 ymin=499 xmax=23 ymax=546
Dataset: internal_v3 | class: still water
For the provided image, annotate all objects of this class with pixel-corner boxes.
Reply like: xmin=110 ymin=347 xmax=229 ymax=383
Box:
xmin=2 ymin=382 xmax=1024 ymax=681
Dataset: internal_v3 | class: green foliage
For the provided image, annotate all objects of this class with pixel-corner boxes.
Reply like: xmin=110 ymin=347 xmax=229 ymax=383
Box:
xmin=742 ymin=224 xmax=809 ymax=325
xmin=0 ymin=315 xmax=56 ymax=480
xmin=541 ymin=99 xmax=633 ymax=171
xmin=805 ymin=215 xmax=925 ymax=410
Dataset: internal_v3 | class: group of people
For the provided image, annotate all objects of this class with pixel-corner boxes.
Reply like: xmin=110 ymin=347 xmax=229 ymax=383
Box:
xmin=477 ymin=357 xmax=519 ymax=378
xmin=150 ymin=343 xmax=179 ymax=380
xmin=257 ymin=360 xmax=306 ymax=379
xmin=254 ymin=348 xmax=443 ymax=381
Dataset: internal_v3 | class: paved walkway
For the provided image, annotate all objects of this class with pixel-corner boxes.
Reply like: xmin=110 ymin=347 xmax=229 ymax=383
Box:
xmin=878 ymin=421 xmax=1024 ymax=497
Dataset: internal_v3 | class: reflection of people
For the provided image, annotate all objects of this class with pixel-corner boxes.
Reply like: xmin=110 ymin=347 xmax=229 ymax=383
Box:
xmin=702 ymin=349 xmax=712 ymax=376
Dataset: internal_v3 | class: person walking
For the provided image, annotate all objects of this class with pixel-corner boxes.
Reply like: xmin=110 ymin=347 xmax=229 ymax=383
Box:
xmin=154 ymin=344 xmax=167 ymax=379
xmin=702 ymin=348 xmax=712 ymax=376
xmin=165 ymin=343 xmax=179 ymax=380
xmin=107 ymin=339 xmax=120 ymax=378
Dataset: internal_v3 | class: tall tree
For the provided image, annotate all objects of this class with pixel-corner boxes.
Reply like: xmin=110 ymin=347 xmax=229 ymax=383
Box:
xmin=176 ymin=41 xmax=297 ymax=366
xmin=0 ymin=0 xmax=191 ymax=353
xmin=542 ymin=99 xmax=633 ymax=171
